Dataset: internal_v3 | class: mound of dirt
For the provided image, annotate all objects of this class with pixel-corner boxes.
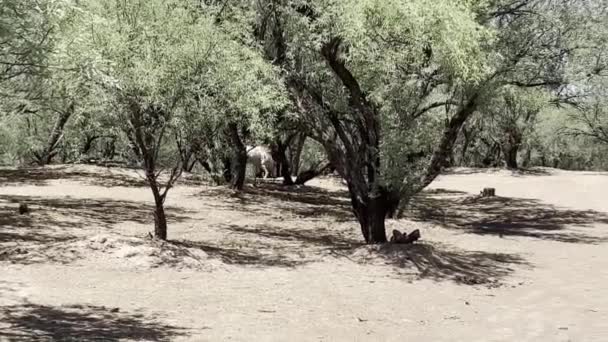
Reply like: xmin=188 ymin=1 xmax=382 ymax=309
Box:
xmin=1 ymin=234 xmax=218 ymax=271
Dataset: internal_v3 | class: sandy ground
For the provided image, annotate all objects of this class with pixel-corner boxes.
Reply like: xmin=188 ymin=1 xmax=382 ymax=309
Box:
xmin=1 ymin=165 xmax=607 ymax=341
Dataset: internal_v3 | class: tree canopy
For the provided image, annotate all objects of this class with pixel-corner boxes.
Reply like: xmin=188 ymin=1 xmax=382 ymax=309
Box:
xmin=1 ymin=0 xmax=607 ymax=242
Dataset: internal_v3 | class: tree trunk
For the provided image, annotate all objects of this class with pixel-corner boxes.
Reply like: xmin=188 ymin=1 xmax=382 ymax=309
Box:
xmin=503 ymin=144 xmax=519 ymax=169
xmin=227 ymin=123 xmax=247 ymax=190
xmin=102 ymin=137 xmax=116 ymax=160
xmin=502 ymin=128 xmax=521 ymax=169
xmin=144 ymin=165 xmax=169 ymax=240
xmin=422 ymin=94 xmax=479 ymax=187
xmin=81 ymin=135 xmax=99 ymax=156
xmin=540 ymin=154 xmax=547 ymax=167
xmin=290 ymin=134 xmax=306 ymax=176
xmin=272 ymin=140 xmax=294 ymax=185
xmin=35 ymin=103 xmax=74 ymax=165
xmin=350 ymin=191 xmax=389 ymax=244
xmin=294 ymin=162 xmax=331 ymax=185
xmin=152 ymin=188 xmax=168 ymax=240
xmin=345 ymin=181 xmax=396 ymax=244
xmin=199 ymin=159 xmax=212 ymax=174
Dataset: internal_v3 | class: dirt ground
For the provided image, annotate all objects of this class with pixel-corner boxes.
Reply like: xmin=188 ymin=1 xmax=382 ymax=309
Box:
xmin=1 ymin=164 xmax=607 ymax=341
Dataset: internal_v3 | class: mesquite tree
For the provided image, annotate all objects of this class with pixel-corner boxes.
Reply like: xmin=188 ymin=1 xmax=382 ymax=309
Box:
xmin=77 ymin=0 xmax=225 ymax=239
xmin=265 ymin=0 xmax=604 ymax=243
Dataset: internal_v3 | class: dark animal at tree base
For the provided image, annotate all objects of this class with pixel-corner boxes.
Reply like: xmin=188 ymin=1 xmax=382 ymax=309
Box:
xmin=18 ymin=203 xmax=29 ymax=215
xmin=390 ymin=229 xmax=421 ymax=244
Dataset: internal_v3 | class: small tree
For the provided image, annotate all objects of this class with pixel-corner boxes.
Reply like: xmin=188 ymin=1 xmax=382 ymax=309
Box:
xmin=80 ymin=0 xmax=222 ymax=239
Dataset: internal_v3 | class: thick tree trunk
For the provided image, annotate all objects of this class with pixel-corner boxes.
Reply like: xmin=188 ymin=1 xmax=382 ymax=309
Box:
xmin=346 ymin=182 xmax=396 ymax=244
xmin=272 ymin=140 xmax=294 ymax=185
xmin=350 ymin=191 xmax=389 ymax=244
xmin=227 ymin=123 xmax=247 ymax=190
xmin=502 ymin=130 xmax=522 ymax=169
xmin=503 ymin=144 xmax=519 ymax=169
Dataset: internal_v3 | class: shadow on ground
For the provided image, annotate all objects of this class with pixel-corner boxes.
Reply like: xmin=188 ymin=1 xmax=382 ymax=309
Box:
xmin=407 ymin=189 xmax=608 ymax=244
xmin=0 ymin=165 xmax=209 ymax=188
xmin=196 ymin=182 xmax=354 ymax=222
xmin=361 ymin=242 xmax=529 ymax=285
xmin=443 ymin=167 xmax=552 ymax=176
xmin=0 ymin=166 xmax=147 ymax=187
xmin=0 ymin=195 xmax=192 ymax=238
xmin=171 ymin=222 xmax=361 ymax=268
xmin=172 ymin=223 xmax=525 ymax=285
xmin=0 ymin=194 xmax=194 ymax=265
xmin=0 ymin=303 xmax=188 ymax=341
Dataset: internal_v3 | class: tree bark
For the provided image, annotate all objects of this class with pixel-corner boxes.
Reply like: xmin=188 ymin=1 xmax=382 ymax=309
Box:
xmin=272 ymin=139 xmax=294 ymax=185
xmin=422 ymin=94 xmax=479 ymax=188
xmin=502 ymin=130 xmax=522 ymax=169
xmin=349 ymin=186 xmax=391 ymax=244
xmin=503 ymin=144 xmax=519 ymax=169
xmin=227 ymin=123 xmax=247 ymax=190
xmin=35 ymin=103 xmax=74 ymax=165
xmin=290 ymin=134 xmax=306 ymax=176
xmin=149 ymin=181 xmax=168 ymax=240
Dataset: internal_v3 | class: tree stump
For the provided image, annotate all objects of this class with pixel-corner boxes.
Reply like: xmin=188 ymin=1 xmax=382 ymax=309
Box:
xmin=480 ymin=188 xmax=496 ymax=197
xmin=18 ymin=203 xmax=29 ymax=215
xmin=390 ymin=229 xmax=421 ymax=244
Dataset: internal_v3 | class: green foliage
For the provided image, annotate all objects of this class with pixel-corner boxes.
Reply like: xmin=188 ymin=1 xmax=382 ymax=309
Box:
xmin=0 ymin=0 xmax=606 ymax=177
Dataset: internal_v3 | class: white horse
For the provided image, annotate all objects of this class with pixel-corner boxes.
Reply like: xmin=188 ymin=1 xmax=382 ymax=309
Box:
xmin=246 ymin=145 xmax=275 ymax=178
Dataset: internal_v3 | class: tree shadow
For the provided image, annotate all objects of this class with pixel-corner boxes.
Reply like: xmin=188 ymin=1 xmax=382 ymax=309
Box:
xmin=359 ymin=242 xmax=529 ymax=285
xmin=443 ymin=167 xmax=552 ymax=176
xmin=0 ymin=165 xmax=209 ymax=188
xmin=0 ymin=194 xmax=194 ymax=265
xmin=407 ymin=190 xmax=608 ymax=244
xmin=171 ymin=222 xmax=362 ymax=268
xmin=0 ymin=166 xmax=147 ymax=188
xmin=171 ymin=239 xmax=304 ymax=268
xmin=195 ymin=183 xmax=354 ymax=222
xmin=510 ymin=168 xmax=553 ymax=177
xmin=172 ymin=223 xmax=525 ymax=285
xmin=0 ymin=302 xmax=188 ymax=341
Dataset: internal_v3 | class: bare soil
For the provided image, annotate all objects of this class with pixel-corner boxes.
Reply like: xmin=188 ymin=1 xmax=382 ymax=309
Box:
xmin=1 ymin=165 xmax=607 ymax=341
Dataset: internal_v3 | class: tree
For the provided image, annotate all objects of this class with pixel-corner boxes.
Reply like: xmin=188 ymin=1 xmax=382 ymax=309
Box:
xmin=254 ymin=0 xmax=604 ymax=243
xmin=275 ymin=0 xmax=490 ymax=243
xmin=78 ymin=0 xmax=225 ymax=240
xmin=0 ymin=0 xmax=56 ymax=86
xmin=475 ymin=87 xmax=545 ymax=169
